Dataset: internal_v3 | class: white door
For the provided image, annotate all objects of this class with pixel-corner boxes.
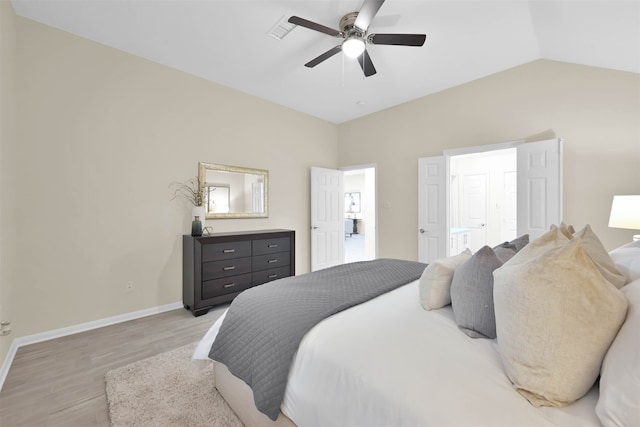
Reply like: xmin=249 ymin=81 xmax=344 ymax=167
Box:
xmin=459 ymin=172 xmax=487 ymax=252
xmin=517 ymin=138 xmax=563 ymax=240
xmin=311 ymin=167 xmax=344 ymax=271
xmin=418 ymin=156 xmax=447 ymax=263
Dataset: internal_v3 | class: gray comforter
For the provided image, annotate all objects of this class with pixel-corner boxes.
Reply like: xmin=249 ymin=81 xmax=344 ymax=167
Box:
xmin=208 ymin=258 xmax=427 ymax=420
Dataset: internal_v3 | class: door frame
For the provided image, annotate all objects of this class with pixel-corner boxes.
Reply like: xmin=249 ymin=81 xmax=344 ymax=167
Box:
xmin=443 ymin=141 xmax=523 ymax=159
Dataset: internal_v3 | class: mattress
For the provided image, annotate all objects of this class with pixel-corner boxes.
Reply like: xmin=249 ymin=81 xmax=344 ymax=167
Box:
xmin=194 ymin=280 xmax=601 ymax=427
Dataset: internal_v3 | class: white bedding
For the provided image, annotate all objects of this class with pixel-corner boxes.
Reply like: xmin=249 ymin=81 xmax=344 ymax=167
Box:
xmin=195 ymin=279 xmax=601 ymax=427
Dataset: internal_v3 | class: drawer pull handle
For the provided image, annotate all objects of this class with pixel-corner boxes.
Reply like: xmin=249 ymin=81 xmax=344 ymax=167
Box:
xmin=268 ymin=274 xmax=278 ymax=279
xmin=223 ymin=283 xmax=236 ymax=288
xmin=223 ymin=266 xmax=236 ymax=271
xmin=223 ymin=249 xmax=236 ymax=254
xmin=268 ymin=259 xmax=278 ymax=264
xmin=268 ymin=244 xmax=278 ymax=248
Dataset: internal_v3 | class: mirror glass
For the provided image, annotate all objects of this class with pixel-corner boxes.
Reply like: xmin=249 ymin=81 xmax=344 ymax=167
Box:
xmin=198 ymin=162 xmax=268 ymax=219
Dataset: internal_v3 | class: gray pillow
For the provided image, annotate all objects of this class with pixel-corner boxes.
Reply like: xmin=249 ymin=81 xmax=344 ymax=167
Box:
xmin=493 ymin=234 xmax=530 ymax=263
xmin=493 ymin=242 xmax=517 ymax=263
xmin=510 ymin=234 xmax=529 ymax=252
xmin=450 ymin=246 xmax=504 ymax=339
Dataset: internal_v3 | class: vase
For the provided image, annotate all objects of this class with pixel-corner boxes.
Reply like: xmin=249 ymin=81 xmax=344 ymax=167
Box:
xmin=191 ymin=216 xmax=203 ymax=237
xmin=192 ymin=205 xmax=206 ymax=223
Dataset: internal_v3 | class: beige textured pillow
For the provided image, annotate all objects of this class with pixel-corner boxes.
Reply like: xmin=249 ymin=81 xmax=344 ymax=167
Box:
xmin=573 ymin=225 xmax=626 ymax=289
xmin=504 ymin=225 xmax=569 ymax=267
xmin=494 ymin=238 xmax=628 ymax=407
xmin=419 ymin=249 xmax=472 ymax=310
xmin=559 ymin=221 xmax=575 ymax=239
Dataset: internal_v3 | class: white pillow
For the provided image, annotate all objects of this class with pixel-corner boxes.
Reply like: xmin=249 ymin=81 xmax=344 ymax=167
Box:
xmin=596 ymin=278 xmax=640 ymax=427
xmin=419 ymin=249 xmax=472 ymax=310
xmin=609 ymin=240 xmax=640 ymax=284
xmin=494 ymin=237 xmax=628 ymax=407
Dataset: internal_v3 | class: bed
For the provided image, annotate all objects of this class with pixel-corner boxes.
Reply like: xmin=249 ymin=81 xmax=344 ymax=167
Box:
xmin=193 ymin=225 xmax=640 ymax=427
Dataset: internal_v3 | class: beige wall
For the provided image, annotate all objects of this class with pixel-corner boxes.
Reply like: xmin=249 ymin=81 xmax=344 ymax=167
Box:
xmin=0 ymin=0 xmax=17 ymax=365
xmin=339 ymin=60 xmax=640 ymax=260
xmin=2 ymin=6 xmax=639 ymax=369
xmin=0 ymin=11 xmax=337 ymax=363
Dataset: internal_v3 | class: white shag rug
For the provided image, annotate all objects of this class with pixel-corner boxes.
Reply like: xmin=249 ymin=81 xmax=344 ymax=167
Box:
xmin=105 ymin=342 xmax=244 ymax=427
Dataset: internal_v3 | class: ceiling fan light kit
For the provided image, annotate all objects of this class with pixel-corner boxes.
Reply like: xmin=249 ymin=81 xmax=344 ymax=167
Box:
xmin=287 ymin=0 xmax=426 ymax=77
xmin=342 ymin=36 xmax=365 ymax=58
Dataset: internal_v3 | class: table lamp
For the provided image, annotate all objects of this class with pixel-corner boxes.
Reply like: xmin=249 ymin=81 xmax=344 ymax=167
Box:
xmin=608 ymin=195 xmax=640 ymax=242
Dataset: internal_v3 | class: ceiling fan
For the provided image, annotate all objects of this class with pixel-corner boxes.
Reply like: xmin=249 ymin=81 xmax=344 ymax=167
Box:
xmin=287 ymin=0 xmax=426 ymax=77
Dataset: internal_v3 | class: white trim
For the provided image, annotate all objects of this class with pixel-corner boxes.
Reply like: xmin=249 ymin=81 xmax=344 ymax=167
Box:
xmin=0 ymin=301 xmax=182 ymax=391
xmin=443 ymin=140 xmax=523 ymax=157
xmin=339 ymin=163 xmax=377 ymax=172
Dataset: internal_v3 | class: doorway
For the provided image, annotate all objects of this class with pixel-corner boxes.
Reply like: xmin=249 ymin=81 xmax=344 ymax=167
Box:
xmin=310 ymin=165 xmax=377 ymax=271
xmin=343 ymin=167 xmax=377 ymax=263
xmin=449 ymin=148 xmax=517 ymax=254
xmin=418 ymin=139 xmax=562 ymax=263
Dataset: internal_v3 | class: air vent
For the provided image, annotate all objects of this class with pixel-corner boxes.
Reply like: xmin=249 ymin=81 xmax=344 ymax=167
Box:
xmin=267 ymin=15 xmax=296 ymax=40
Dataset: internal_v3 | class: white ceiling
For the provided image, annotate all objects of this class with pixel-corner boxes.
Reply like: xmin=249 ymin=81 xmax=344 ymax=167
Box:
xmin=11 ymin=0 xmax=640 ymax=124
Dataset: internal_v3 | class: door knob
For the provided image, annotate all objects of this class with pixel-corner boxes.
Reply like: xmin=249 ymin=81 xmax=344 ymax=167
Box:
xmin=311 ymin=226 xmax=319 ymax=230
xmin=419 ymin=229 xmax=426 ymax=234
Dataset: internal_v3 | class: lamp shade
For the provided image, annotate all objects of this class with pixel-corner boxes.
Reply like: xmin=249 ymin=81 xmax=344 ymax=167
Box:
xmin=608 ymin=195 xmax=640 ymax=230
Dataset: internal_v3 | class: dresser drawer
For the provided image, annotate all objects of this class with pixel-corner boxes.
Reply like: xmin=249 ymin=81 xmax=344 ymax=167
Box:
xmin=252 ymin=252 xmax=290 ymax=272
xmin=202 ymin=273 xmax=253 ymax=299
xmin=203 ymin=257 xmax=252 ymax=280
xmin=202 ymin=240 xmax=251 ymax=262
xmin=252 ymin=237 xmax=291 ymax=256
xmin=252 ymin=266 xmax=291 ymax=285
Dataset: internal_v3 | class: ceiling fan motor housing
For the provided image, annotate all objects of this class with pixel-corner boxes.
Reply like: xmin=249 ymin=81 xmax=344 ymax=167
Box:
xmin=340 ymin=12 xmax=365 ymax=39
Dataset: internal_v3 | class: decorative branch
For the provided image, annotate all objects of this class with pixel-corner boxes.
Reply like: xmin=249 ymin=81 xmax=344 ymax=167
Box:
xmin=169 ymin=177 xmax=205 ymax=207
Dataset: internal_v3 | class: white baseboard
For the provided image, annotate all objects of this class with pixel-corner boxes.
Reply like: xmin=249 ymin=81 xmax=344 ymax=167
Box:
xmin=0 ymin=301 xmax=183 ymax=392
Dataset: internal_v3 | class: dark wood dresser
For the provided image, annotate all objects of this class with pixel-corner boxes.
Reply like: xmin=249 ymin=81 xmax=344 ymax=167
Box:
xmin=183 ymin=229 xmax=295 ymax=316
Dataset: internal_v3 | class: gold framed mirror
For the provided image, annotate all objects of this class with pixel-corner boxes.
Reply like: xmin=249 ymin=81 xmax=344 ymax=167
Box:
xmin=198 ymin=162 xmax=268 ymax=219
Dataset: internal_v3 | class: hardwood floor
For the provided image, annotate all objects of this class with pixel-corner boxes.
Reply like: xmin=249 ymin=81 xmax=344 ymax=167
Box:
xmin=0 ymin=305 xmax=228 ymax=426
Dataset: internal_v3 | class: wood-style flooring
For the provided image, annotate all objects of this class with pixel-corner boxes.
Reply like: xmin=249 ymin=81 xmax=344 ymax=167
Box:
xmin=0 ymin=305 xmax=227 ymax=426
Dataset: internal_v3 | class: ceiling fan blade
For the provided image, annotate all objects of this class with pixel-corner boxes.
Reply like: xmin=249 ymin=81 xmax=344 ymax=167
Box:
xmin=305 ymin=46 xmax=342 ymax=68
xmin=354 ymin=0 xmax=385 ymax=31
xmin=288 ymin=16 xmax=342 ymax=37
xmin=357 ymin=49 xmax=377 ymax=77
xmin=369 ymin=33 xmax=426 ymax=46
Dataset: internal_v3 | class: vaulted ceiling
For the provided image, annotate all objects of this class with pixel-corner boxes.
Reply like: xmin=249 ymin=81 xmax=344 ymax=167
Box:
xmin=11 ymin=0 xmax=640 ymax=123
